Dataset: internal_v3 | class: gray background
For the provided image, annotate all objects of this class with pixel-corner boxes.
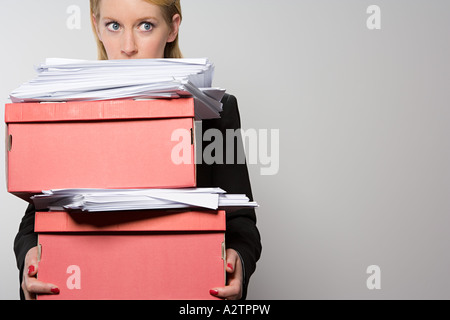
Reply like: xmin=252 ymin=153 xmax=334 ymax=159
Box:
xmin=1 ymin=0 xmax=450 ymax=300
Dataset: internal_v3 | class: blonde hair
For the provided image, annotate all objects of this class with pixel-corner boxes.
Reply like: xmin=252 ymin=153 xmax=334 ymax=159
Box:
xmin=90 ymin=0 xmax=183 ymax=60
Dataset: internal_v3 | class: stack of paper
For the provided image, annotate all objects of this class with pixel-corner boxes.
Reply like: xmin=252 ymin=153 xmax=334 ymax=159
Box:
xmin=31 ymin=188 xmax=258 ymax=213
xmin=9 ymin=58 xmax=226 ymax=120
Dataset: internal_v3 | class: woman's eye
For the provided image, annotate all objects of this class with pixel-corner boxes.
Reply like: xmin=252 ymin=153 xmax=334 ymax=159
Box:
xmin=106 ymin=22 xmax=120 ymax=32
xmin=139 ymin=22 xmax=153 ymax=32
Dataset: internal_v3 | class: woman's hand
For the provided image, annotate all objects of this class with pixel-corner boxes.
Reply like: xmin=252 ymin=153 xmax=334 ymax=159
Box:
xmin=210 ymin=249 xmax=243 ymax=300
xmin=22 ymin=246 xmax=60 ymax=300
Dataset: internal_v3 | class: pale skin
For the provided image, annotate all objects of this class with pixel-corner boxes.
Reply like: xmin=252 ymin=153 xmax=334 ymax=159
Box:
xmin=22 ymin=0 xmax=243 ymax=300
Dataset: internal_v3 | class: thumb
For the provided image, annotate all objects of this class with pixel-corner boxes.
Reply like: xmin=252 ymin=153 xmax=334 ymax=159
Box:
xmin=225 ymin=249 xmax=240 ymax=274
xmin=24 ymin=246 xmax=40 ymax=277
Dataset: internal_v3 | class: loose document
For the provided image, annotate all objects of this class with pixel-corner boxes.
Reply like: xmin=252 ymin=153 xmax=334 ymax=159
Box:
xmin=9 ymin=58 xmax=226 ymax=120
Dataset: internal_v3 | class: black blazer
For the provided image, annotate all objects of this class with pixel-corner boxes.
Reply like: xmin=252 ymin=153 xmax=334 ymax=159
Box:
xmin=14 ymin=93 xmax=262 ymax=300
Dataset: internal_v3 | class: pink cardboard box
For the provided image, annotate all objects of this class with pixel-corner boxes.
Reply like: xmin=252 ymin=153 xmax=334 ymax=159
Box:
xmin=5 ymin=99 xmax=196 ymax=199
xmin=35 ymin=210 xmax=226 ymax=300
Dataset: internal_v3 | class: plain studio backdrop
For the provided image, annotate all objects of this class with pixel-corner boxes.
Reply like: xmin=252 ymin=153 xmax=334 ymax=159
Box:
xmin=1 ymin=0 xmax=450 ymax=300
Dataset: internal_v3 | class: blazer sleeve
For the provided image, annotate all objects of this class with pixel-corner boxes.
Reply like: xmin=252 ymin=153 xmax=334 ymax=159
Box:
xmin=14 ymin=203 xmax=38 ymax=299
xmin=197 ymin=94 xmax=262 ymax=300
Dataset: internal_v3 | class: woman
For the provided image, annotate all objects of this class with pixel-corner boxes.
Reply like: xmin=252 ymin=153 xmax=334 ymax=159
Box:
xmin=14 ymin=0 xmax=261 ymax=300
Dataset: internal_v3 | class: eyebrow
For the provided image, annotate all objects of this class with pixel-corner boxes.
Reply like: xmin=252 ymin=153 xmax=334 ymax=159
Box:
xmin=101 ymin=16 xmax=159 ymax=22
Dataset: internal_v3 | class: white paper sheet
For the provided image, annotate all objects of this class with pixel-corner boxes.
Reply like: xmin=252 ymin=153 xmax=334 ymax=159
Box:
xmin=9 ymin=58 xmax=226 ymax=120
xmin=31 ymin=188 xmax=258 ymax=213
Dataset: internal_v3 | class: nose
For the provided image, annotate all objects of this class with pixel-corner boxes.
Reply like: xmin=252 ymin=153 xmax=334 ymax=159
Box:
xmin=121 ymin=30 xmax=138 ymax=57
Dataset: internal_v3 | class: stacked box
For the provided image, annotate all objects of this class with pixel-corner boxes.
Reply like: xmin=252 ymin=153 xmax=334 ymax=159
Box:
xmin=5 ymin=98 xmax=225 ymax=300
xmin=6 ymin=99 xmax=196 ymax=199
xmin=35 ymin=210 xmax=226 ymax=300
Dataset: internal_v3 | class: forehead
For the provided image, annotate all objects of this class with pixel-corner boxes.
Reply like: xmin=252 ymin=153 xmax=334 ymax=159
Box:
xmin=99 ymin=0 xmax=164 ymax=20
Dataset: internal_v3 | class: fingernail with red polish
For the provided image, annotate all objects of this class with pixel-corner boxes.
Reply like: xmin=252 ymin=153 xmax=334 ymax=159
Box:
xmin=210 ymin=289 xmax=219 ymax=296
xmin=28 ymin=265 xmax=35 ymax=276
xmin=227 ymin=263 xmax=234 ymax=271
xmin=51 ymin=288 xmax=60 ymax=294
